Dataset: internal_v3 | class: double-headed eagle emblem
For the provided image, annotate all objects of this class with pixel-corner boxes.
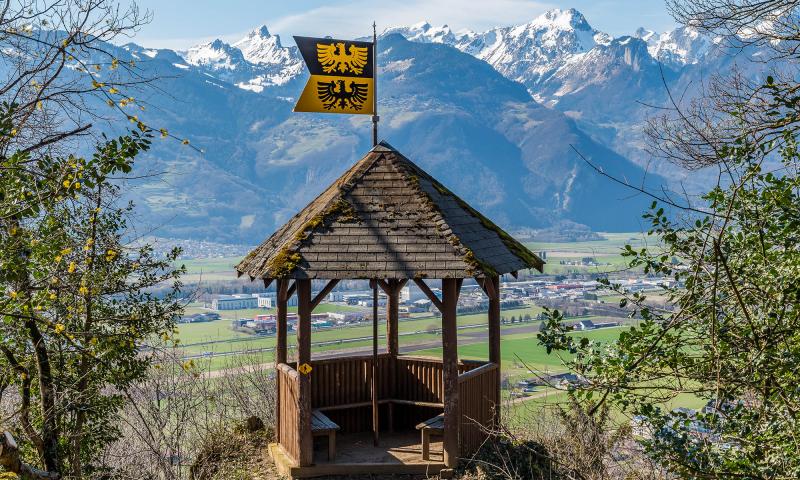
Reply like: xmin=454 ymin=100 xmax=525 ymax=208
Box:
xmin=316 ymin=42 xmax=369 ymax=75
xmin=317 ymin=79 xmax=369 ymax=110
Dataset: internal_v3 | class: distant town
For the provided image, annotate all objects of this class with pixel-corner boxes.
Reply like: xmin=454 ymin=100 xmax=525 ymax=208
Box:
xmin=181 ymin=273 xmax=672 ymax=337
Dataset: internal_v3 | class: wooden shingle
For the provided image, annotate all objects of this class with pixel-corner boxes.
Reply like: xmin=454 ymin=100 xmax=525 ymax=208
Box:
xmin=236 ymin=142 xmax=544 ymax=280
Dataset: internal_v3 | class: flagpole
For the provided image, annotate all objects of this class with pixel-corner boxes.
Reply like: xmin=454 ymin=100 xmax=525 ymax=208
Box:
xmin=372 ymin=21 xmax=379 ymax=147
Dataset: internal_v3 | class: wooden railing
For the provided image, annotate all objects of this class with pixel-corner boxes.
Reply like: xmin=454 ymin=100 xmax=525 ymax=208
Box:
xmin=458 ymin=362 xmax=499 ymax=456
xmin=276 ymin=363 xmax=301 ymax=463
xmin=309 ymin=353 xmax=393 ymax=432
xmin=395 ymin=356 xmax=483 ymax=403
xmin=311 ymin=353 xmax=393 ymax=408
xmin=281 ymin=355 xmax=494 ymax=453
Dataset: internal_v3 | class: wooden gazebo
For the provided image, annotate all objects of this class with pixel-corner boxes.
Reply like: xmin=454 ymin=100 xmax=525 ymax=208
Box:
xmin=236 ymin=142 xmax=544 ymax=477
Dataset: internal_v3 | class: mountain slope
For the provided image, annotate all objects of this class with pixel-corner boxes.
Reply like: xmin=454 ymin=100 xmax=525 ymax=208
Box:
xmin=108 ymin=33 xmax=659 ymax=242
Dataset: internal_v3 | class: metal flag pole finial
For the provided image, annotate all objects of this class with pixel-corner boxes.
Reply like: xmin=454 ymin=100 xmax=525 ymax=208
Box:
xmin=372 ymin=21 xmax=379 ymax=147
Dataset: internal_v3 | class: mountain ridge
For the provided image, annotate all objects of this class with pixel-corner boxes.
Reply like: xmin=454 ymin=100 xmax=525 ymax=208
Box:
xmin=82 ymin=7 xmax=775 ymax=243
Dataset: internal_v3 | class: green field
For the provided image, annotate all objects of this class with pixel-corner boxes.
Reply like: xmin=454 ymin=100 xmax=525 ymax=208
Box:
xmin=411 ymin=326 xmax=624 ymax=377
xmin=176 ymin=232 xmax=656 ymax=281
xmin=525 ymin=231 xmax=655 ymax=275
xmin=174 ymin=304 xmax=547 ymax=356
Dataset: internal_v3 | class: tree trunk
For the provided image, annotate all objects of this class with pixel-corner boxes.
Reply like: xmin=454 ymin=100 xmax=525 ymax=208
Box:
xmin=25 ymin=318 xmax=60 ymax=474
xmin=0 ymin=431 xmax=60 ymax=480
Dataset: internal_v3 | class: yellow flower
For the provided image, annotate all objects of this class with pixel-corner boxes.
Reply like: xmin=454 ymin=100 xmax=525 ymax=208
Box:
xmin=63 ymin=180 xmax=71 ymax=188
xmin=54 ymin=255 xmax=62 ymax=262
xmin=78 ymin=286 xmax=88 ymax=295
xmin=54 ymin=323 xmax=65 ymax=334
xmin=8 ymin=291 xmax=18 ymax=299
xmin=73 ymin=182 xmax=81 ymax=190
xmin=49 ymin=293 xmax=56 ymax=300
xmin=68 ymin=261 xmax=77 ymax=273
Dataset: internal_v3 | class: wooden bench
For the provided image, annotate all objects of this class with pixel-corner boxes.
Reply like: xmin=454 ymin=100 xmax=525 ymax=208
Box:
xmin=311 ymin=409 xmax=340 ymax=461
xmin=416 ymin=413 xmax=444 ymax=461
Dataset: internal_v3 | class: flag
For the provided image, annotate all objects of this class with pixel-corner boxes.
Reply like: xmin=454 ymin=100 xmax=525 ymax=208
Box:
xmin=293 ymin=36 xmax=375 ymax=115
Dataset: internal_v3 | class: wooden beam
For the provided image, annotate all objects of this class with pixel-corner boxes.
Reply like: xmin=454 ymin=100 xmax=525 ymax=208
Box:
xmin=413 ymin=278 xmax=443 ymax=312
xmin=441 ymin=278 xmax=460 ymax=468
xmin=296 ymin=279 xmax=313 ymax=467
xmin=263 ymin=278 xmax=273 ymax=289
xmin=310 ymin=279 xmax=340 ymax=311
xmin=488 ymin=275 xmax=501 ymax=425
xmin=510 ymin=271 xmax=519 ymax=279
xmin=375 ymin=279 xmax=390 ymax=295
xmin=457 ymin=362 xmax=498 ymax=383
xmin=476 ymin=276 xmax=496 ymax=300
xmin=286 ymin=281 xmax=297 ymax=299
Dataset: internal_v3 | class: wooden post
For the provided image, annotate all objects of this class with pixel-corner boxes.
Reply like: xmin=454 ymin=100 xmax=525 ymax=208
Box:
xmin=371 ymin=280 xmax=380 ymax=446
xmin=276 ymin=280 xmax=288 ymax=364
xmin=275 ymin=279 xmax=288 ymax=443
xmin=386 ymin=279 xmax=400 ymax=357
xmin=296 ymin=279 xmax=313 ymax=466
xmin=441 ymin=278 xmax=460 ymax=468
xmin=488 ymin=275 xmax=501 ymax=424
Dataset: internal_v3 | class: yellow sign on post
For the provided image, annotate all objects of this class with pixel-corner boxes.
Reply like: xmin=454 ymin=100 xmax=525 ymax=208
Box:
xmin=298 ymin=363 xmax=313 ymax=375
xmin=293 ymin=36 xmax=375 ymax=115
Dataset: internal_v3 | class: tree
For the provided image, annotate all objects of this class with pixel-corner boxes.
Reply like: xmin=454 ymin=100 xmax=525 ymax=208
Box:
xmin=0 ymin=2 xmax=190 ymax=477
xmin=1 ymin=116 xmax=184 ymax=478
xmin=540 ymin=2 xmax=800 ymax=478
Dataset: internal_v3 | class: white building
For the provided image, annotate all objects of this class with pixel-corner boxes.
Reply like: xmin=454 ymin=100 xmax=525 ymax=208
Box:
xmin=256 ymin=292 xmax=298 ymax=308
xmin=257 ymin=295 xmax=273 ymax=308
xmin=327 ymin=291 xmax=345 ymax=302
xmin=211 ymin=294 xmax=258 ymax=311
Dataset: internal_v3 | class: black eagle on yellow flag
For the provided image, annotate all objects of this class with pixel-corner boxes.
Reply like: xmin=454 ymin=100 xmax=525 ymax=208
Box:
xmin=293 ymin=36 xmax=375 ymax=115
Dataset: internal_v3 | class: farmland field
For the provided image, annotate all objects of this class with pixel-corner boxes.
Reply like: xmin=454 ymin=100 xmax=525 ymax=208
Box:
xmin=174 ymin=304 xmax=548 ymax=357
xmin=176 ymin=231 xmax=656 ymax=281
xmin=524 ymin=231 xmax=655 ymax=275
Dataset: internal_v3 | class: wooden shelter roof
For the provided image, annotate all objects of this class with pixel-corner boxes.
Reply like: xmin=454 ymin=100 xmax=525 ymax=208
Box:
xmin=236 ymin=142 xmax=544 ymax=280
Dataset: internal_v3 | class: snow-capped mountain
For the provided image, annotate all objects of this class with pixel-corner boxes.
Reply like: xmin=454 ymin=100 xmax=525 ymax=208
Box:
xmin=183 ymin=39 xmax=248 ymax=71
xmin=380 ymin=8 xmax=771 ymax=188
xmin=179 ymin=26 xmax=303 ymax=92
xmin=384 ymin=21 xmax=460 ymax=44
xmin=81 ymin=7 xmax=781 ymax=242
xmin=634 ymin=26 xmax=714 ymax=67
xmin=386 ymin=8 xmax=609 ymax=87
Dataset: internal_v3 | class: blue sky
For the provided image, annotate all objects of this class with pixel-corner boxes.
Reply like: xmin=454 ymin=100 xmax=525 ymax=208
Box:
xmin=129 ymin=0 xmax=676 ymax=49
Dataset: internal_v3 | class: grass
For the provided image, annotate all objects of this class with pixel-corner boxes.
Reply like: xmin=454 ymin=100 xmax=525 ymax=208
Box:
xmin=409 ymin=326 xmax=625 ymax=376
xmin=524 ymin=231 xmax=656 ymax=275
